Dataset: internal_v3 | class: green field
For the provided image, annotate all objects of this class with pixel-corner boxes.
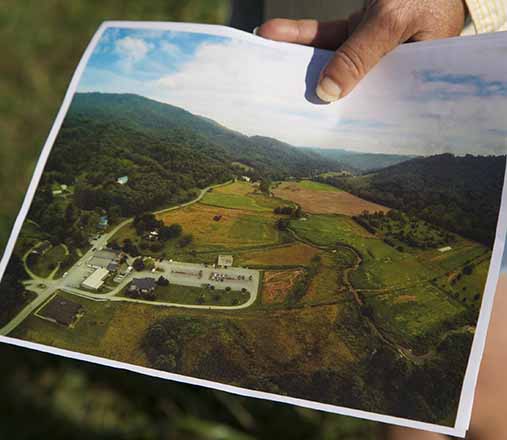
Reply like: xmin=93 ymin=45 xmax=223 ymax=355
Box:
xmin=153 ymin=284 xmax=251 ymax=306
xmin=296 ymin=180 xmax=342 ymax=192
xmin=363 ymin=284 xmax=466 ymax=351
xmin=201 ymin=181 xmax=280 ymax=212
xmin=290 ymin=214 xmax=371 ymax=247
xmin=27 ymin=244 xmax=68 ymax=278
xmin=11 ymin=292 xmax=120 ymax=353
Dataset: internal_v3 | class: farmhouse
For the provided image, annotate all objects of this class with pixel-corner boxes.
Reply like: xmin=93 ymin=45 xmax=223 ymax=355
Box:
xmin=217 ymin=255 xmax=234 ymax=268
xmin=82 ymin=267 xmax=109 ymax=291
xmin=38 ymin=297 xmax=84 ymax=327
xmin=98 ymin=216 xmax=109 ymax=229
xmin=128 ymin=278 xmax=157 ymax=296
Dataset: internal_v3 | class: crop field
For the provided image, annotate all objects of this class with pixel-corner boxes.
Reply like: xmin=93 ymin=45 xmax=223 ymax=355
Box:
xmin=201 ymin=181 xmax=280 ymax=212
xmin=236 ymin=243 xmax=320 ymax=267
xmin=159 ymin=203 xmax=282 ymax=250
xmin=262 ymin=270 xmax=304 ymax=304
xmin=273 ymin=181 xmax=389 ymax=216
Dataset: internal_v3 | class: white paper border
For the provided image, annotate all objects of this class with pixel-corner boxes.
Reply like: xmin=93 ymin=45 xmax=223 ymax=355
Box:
xmin=2 ymin=21 xmax=507 ymax=438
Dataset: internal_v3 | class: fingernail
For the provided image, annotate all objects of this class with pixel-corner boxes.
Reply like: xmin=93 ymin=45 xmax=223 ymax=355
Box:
xmin=316 ymin=76 xmax=342 ymax=102
xmin=253 ymin=26 xmax=259 ymax=35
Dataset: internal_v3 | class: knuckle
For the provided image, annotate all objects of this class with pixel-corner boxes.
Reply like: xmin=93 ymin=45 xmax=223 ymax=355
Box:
xmin=333 ymin=46 xmax=366 ymax=80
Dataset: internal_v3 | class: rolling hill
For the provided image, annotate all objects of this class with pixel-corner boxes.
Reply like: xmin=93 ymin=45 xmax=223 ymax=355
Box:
xmin=65 ymin=93 xmax=344 ymax=179
xmin=318 ymin=153 xmax=506 ymax=246
xmin=302 ymin=147 xmax=415 ymax=172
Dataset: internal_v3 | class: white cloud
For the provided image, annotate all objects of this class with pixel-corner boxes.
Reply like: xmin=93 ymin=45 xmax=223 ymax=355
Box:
xmin=83 ymin=32 xmax=507 ymax=155
xmin=159 ymin=41 xmax=182 ymax=57
xmin=115 ymin=36 xmax=152 ymax=70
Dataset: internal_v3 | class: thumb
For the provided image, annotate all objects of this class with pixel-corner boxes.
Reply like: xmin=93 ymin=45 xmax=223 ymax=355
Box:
xmin=316 ymin=13 xmax=405 ymax=102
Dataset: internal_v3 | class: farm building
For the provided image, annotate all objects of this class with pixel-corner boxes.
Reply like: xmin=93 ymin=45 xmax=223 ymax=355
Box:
xmin=438 ymin=246 xmax=453 ymax=253
xmin=82 ymin=267 xmax=109 ymax=291
xmin=128 ymin=278 xmax=157 ymax=296
xmin=217 ymin=255 xmax=234 ymax=268
xmin=38 ymin=297 xmax=84 ymax=327
xmin=88 ymin=249 xmax=120 ymax=269
xmin=117 ymin=176 xmax=129 ymax=185
xmin=98 ymin=216 xmax=109 ymax=229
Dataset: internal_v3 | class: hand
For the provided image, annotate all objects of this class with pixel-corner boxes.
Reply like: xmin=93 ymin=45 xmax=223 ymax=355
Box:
xmin=257 ymin=0 xmax=466 ymax=102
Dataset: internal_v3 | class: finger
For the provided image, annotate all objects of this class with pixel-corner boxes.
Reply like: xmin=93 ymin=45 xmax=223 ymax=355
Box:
xmin=316 ymin=13 xmax=406 ymax=102
xmin=257 ymin=18 xmax=350 ymax=51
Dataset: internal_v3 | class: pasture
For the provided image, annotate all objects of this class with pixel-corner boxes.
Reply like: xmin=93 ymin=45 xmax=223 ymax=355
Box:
xmin=363 ymin=283 xmax=466 ymax=352
xmin=11 ymin=292 xmax=120 ymax=355
xmin=236 ymin=242 xmax=320 ymax=268
xmin=273 ymin=181 xmax=389 ymax=216
xmin=160 ymin=203 xmax=282 ymax=250
xmin=201 ymin=181 xmax=279 ymax=212
xmin=291 ymin=214 xmax=437 ymax=290
xmin=152 ymin=284 xmax=250 ymax=307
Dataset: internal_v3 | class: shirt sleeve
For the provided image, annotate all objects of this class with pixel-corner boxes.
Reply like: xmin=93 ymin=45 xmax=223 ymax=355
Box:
xmin=465 ymin=0 xmax=507 ymax=33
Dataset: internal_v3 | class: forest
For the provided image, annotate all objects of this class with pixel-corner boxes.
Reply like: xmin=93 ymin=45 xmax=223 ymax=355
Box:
xmin=318 ymin=153 xmax=506 ymax=247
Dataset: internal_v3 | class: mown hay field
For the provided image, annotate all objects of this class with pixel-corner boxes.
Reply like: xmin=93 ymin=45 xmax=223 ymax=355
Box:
xmin=201 ymin=181 xmax=279 ymax=212
xmin=236 ymin=242 xmax=320 ymax=267
xmin=159 ymin=203 xmax=281 ymax=249
xmin=273 ymin=181 xmax=389 ymax=216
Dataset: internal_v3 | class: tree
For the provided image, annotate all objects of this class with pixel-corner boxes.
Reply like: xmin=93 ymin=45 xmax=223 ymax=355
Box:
xmin=463 ymin=265 xmax=474 ymax=276
xmin=157 ymin=276 xmax=169 ymax=287
xmin=133 ymin=258 xmax=145 ymax=272
xmin=178 ymin=234 xmax=193 ymax=248
xmin=159 ymin=223 xmax=183 ymax=241
xmin=260 ymin=178 xmax=271 ymax=194
xmin=276 ymin=218 xmax=290 ymax=231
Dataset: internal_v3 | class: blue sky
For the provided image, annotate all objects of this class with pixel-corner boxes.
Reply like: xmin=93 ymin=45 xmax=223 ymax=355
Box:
xmin=77 ymin=27 xmax=507 ymax=156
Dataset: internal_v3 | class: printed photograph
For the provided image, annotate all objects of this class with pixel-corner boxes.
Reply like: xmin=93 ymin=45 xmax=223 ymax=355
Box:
xmin=1 ymin=25 xmax=506 ymax=429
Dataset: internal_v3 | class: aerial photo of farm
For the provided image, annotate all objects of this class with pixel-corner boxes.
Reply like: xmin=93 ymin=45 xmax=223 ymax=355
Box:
xmin=1 ymin=26 xmax=506 ymax=428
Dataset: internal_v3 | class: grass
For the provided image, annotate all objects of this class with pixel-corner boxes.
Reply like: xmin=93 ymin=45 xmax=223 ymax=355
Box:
xmin=158 ymin=203 xmax=282 ymax=251
xmin=236 ymin=243 xmax=320 ymax=268
xmin=296 ymin=180 xmax=342 ymax=192
xmin=154 ymin=284 xmax=251 ymax=306
xmin=304 ymin=253 xmax=344 ymax=304
xmin=11 ymin=292 xmax=120 ymax=354
xmin=363 ymin=284 xmax=466 ymax=352
xmin=291 ymin=214 xmax=441 ymax=290
xmin=201 ymin=181 xmax=280 ymax=212
xmin=261 ymin=269 xmax=304 ymax=304
xmin=27 ymin=244 xmax=67 ymax=278
xmin=290 ymin=214 xmax=372 ymax=247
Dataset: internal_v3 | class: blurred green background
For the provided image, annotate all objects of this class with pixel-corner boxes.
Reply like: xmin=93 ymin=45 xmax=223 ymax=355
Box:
xmin=0 ymin=2 xmax=382 ymax=438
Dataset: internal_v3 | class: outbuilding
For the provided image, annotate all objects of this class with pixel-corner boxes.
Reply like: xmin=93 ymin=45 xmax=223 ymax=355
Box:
xmin=82 ymin=267 xmax=109 ymax=291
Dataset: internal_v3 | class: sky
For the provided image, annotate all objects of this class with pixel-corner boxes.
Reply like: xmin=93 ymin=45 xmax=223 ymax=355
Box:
xmin=77 ymin=27 xmax=507 ymax=156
